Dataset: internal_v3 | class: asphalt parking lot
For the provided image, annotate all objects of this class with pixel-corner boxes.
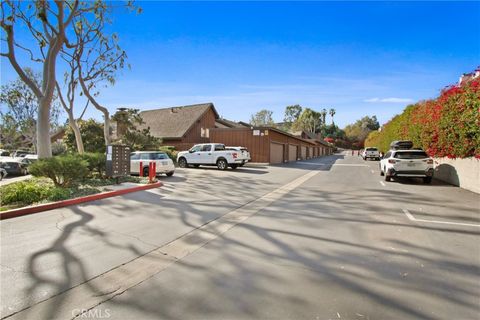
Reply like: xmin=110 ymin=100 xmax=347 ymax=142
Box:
xmin=1 ymin=152 xmax=479 ymax=320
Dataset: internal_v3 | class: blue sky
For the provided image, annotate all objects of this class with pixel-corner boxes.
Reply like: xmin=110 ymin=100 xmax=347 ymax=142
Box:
xmin=1 ymin=1 xmax=479 ymax=128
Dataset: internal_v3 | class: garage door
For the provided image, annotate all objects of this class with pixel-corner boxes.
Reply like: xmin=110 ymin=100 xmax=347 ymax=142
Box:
xmin=301 ymin=146 xmax=307 ymax=159
xmin=308 ymin=147 xmax=313 ymax=158
xmin=288 ymin=145 xmax=297 ymax=162
xmin=270 ymin=143 xmax=284 ymax=164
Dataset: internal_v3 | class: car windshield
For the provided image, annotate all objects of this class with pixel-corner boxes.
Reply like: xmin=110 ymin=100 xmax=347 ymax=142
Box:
xmin=394 ymin=151 xmax=428 ymax=159
xmin=366 ymin=148 xmax=378 ymax=151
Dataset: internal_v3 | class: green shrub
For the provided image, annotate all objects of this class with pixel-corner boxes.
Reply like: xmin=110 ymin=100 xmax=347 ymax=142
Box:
xmin=81 ymin=153 xmax=106 ymax=178
xmin=52 ymin=141 xmax=67 ymax=156
xmin=365 ymin=75 xmax=480 ymax=158
xmin=1 ymin=180 xmax=51 ymax=205
xmin=46 ymin=187 xmax=72 ymax=201
xmin=158 ymin=147 xmax=178 ymax=164
xmin=29 ymin=155 xmax=89 ymax=187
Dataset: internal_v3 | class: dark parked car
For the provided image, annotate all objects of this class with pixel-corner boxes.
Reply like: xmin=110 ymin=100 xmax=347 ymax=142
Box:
xmin=0 ymin=158 xmax=29 ymax=176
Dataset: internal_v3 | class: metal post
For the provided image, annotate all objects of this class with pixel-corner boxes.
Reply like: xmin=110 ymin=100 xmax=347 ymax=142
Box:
xmin=139 ymin=161 xmax=143 ymax=177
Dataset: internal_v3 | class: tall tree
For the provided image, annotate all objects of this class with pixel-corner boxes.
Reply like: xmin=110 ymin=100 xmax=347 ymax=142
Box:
xmin=0 ymin=69 xmax=61 ymax=151
xmin=344 ymin=115 xmax=380 ymax=145
xmin=292 ymin=108 xmax=322 ymax=134
xmin=250 ymin=109 xmax=275 ymax=126
xmin=111 ymin=108 xmax=160 ymax=151
xmin=283 ymin=105 xmax=303 ymax=128
xmin=321 ymin=108 xmax=327 ymax=125
xmin=63 ymin=1 xmax=137 ymax=147
xmin=0 ymin=1 xmax=138 ymax=157
xmin=1 ymin=1 xmax=79 ymax=158
xmin=56 ymin=56 xmax=88 ymax=154
xmin=329 ymin=108 xmax=336 ymax=125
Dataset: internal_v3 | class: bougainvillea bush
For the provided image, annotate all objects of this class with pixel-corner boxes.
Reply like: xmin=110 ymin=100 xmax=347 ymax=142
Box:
xmin=365 ymin=75 xmax=480 ymax=158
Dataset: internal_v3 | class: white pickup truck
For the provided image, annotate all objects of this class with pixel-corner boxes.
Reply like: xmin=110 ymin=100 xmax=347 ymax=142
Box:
xmin=177 ymin=143 xmax=244 ymax=170
xmin=226 ymin=146 xmax=251 ymax=167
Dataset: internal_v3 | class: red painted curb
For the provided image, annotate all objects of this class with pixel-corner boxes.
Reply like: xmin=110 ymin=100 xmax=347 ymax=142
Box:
xmin=0 ymin=181 xmax=163 ymax=221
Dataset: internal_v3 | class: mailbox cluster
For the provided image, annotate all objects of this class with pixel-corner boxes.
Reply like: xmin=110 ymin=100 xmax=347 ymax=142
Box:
xmin=106 ymin=145 xmax=131 ymax=178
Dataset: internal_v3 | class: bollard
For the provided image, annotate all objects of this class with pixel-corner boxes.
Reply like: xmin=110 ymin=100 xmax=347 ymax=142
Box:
xmin=153 ymin=162 xmax=156 ymax=179
xmin=139 ymin=161 xmax=143 ymax=177
xmin=149 ymin=162 xmax=153 ymax=183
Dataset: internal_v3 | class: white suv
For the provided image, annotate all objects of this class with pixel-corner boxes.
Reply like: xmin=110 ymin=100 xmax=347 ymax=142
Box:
xmin=362 ymin=147 xmax=380 ymax=161
xmin=380 ymin=149 xmax=434 ymax=183
xmin=130 ymin=151 xmax=175 ymax=177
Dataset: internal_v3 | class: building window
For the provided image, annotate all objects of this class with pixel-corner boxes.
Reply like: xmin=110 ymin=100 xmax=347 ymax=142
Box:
xmin=201 ymin=128 xmax=210 ymax=138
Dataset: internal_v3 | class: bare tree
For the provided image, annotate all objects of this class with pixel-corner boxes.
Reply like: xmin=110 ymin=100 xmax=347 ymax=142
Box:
xmin=1 ymin=1 xmax=79 ymax=158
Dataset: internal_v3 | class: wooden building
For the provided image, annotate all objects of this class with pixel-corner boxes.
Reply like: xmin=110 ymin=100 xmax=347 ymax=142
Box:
xmin=139 ymin=103 xmax=219 ymax=150
xmin=210 ymin=127 xmax=333 ymax=164
xmin=139 ymin=102 xmax=334 ymax=164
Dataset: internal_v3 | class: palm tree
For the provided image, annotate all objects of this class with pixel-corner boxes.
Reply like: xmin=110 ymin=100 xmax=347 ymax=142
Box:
xmin=321 ymin=109 xmax=327 ymax=126
xmin=329 ymin=108 xmax=336 ymax=125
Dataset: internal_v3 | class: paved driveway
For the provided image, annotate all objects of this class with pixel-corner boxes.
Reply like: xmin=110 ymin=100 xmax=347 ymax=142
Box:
xmin=0 ymin=174 xmax=32 ymax=186
xmin=1 ymin=153 xmax=479 ymax=320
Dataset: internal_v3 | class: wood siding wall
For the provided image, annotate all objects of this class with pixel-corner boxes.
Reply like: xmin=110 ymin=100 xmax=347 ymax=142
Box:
xmin=210 ymin=128 xmax=328 ymax=163
xmin=210 ymin=128 xmax=271 ymax=162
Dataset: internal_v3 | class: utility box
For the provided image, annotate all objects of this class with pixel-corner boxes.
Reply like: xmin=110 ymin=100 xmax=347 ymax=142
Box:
xmin=106 ymin=145 xmax=131 ymax=178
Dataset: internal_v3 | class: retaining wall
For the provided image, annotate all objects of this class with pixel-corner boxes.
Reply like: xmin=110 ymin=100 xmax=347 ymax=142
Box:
xmin=434 ymin=157 xmax=480 ymax=194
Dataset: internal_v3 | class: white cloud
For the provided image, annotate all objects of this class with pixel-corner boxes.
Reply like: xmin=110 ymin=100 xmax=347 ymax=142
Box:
xmin=364 ymin=97 xmax=414 ymax=103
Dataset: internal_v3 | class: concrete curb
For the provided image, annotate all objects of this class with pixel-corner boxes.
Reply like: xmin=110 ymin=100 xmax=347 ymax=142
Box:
xmin=0 ymin=181 xmax=163 ymax=221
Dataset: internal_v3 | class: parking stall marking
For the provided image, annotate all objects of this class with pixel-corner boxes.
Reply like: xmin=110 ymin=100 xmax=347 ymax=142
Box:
xmin=402 ymin=209 xmax=480 ymax=228
xmin=379 ymin=181 xmax=386 ymax=187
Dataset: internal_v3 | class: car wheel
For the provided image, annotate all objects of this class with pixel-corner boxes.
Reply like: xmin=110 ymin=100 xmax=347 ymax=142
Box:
xmin=230 ymin=164 xmax=238 ymax=170
xmin=217 ymin=159 xmax=228 ymax=170
xmin=423 ymin=177 xmax=432 ymax=184
xmin=239 ymin=163 xmax=245 ymax=167
xmin=166 ymin=171 xmax=174 ymax=177
xmin=380 ymin=167 xmax=384 ymax=176
xmin=143 ymin=167 xmax=149 ymax=177
xmin=385 ymin=174 xmax=391 ymax=182
xmin=178 ymin=158 xmax=187 ymax=168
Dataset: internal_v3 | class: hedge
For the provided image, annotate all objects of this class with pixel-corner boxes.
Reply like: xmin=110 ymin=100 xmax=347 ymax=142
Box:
xmin=365 ymin=77 xmax=480 ymax=158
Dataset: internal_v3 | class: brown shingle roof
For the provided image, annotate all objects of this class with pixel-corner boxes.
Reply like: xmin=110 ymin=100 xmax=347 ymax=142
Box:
xmin=139 ymin=103 xmax=218 ymax=139
xmin=215 ymin=118 xmax=251 ymax=128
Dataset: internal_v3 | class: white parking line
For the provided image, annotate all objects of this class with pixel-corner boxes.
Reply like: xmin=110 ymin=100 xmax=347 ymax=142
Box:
xmin=379 ymin=181 xmax=386 ymax=187
xmin=371 ymin=169 xmax=375 ymax=174
xmin=402 ymin=209 xmax=480 ymax=228
xmin=332 ymin=164 xmax=369 ymax=167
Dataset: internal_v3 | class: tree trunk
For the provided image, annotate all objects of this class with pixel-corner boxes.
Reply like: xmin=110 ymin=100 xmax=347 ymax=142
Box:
xmin=104 ymin=115 xmax=111 ymax=146
xmin=67 ymin=112 xmax=84 ymax=154
xmin=78 ymin=77 xmax=111 ymax=146
xmin=37 ymin=97 xmax=52 ymax=158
